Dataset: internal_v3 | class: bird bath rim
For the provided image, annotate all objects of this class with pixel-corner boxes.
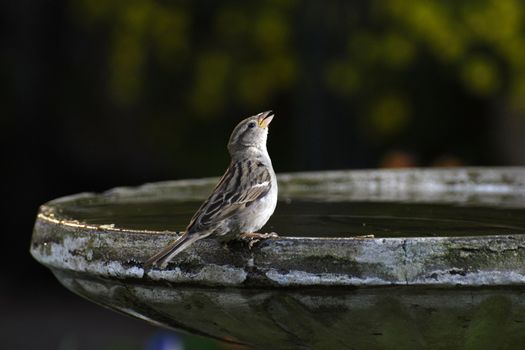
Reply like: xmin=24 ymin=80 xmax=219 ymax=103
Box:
xmin=31 ymin=167 xmax=525 ymax=288
xmin=29 ymin=167 xmax=525 ymax=349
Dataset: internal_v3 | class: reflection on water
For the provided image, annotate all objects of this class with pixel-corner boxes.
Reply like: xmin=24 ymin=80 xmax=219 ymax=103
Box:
xmin=52 ymin=198 xmax=525 ymax=238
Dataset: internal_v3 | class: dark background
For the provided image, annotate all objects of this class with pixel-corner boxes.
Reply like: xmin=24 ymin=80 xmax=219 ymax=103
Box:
xmin=3 ymin=0 xmax=525 ymax=349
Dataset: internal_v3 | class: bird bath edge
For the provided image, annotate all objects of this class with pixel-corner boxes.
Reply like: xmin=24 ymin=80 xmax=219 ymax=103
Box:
xmin=30 ymin=167 xmax=525 ymax=349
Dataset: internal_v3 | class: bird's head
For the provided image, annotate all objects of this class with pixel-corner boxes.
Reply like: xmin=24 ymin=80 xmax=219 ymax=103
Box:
xmin=228 ymin=111 xmax=274 ymax=158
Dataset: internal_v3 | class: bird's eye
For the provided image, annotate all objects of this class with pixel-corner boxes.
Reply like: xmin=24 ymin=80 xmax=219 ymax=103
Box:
xmin=247 ymin=122 xmax=256 ymax=129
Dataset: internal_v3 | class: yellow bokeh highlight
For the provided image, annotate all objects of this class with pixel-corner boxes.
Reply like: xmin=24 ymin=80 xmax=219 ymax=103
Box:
xmin=151 ymin=7 xmax=189 ymax=65
xmin=461 ymin=55 xmax=500 ymax=96
xmin=368 ymin=95 xmax=411 ymax=137
xmin=190 ymin=53 xmax=232 ymax=118
xmin=382 ymin=33 xmax=415 ymax=68
xmin=325 ymin=61 xmax=360 ymax=96
xmin=385 ymin=0 xmax=465 ymax=62
xmin=254 ymin=11 xmax=290 ymax=53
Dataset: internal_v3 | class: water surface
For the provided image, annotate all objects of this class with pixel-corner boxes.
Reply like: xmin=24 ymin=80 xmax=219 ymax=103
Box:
xmin=51 ymin=198 xmax=525 ymax=238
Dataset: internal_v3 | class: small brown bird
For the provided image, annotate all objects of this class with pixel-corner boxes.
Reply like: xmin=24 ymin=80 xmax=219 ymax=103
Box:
xmin=145 ymin=111 xmax=278 ymax=269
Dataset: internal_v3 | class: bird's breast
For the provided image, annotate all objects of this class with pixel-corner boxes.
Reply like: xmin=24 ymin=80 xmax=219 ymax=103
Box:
xmin=239 ymin=183 xmax=278 ymax=233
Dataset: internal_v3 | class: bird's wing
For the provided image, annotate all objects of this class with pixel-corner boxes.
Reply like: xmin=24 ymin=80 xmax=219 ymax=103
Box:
xmin=186 ymin=160 xmax=272 ymax=233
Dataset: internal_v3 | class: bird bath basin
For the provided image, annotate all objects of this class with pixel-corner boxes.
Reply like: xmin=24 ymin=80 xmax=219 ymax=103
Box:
xmin=31 ymin=168 xmax=525 ymax=349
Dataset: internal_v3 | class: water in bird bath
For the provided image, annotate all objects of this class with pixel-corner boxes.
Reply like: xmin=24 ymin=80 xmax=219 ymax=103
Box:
xmin=50 ymin=198 xmax=525 ymax=238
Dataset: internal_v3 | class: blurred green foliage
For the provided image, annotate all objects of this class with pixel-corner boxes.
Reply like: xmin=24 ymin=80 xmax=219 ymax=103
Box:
xmin=73 ymin=0 xmax=296 ymax=116
xmin=71 ymin=0 xmax=525 ymax=141
xmin=54 ymin=0 xmax=525 ymax=173
xmin=328 ymin=0 xmax=525 ymax=133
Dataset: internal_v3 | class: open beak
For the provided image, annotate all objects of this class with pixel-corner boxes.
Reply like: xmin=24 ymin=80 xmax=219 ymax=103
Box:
xmin=258 ymin=110 xmax=274 ymax=128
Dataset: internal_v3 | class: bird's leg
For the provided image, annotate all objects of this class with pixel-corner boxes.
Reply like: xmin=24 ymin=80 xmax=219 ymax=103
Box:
xmin=239 ymin=232 xmax=279 ymax=249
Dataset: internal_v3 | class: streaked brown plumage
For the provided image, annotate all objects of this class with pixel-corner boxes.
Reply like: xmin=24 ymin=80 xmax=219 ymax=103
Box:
xmin=145 ymin=111 xmax=278 ymax=269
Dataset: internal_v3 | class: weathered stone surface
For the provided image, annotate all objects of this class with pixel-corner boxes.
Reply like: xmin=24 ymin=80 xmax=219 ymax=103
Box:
xmin=30 ymin=167 xmax=525 ymax=349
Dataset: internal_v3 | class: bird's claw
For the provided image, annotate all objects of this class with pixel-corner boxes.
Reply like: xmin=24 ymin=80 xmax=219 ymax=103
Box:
xmin=240 ymin=232 xmax=279 ymax=249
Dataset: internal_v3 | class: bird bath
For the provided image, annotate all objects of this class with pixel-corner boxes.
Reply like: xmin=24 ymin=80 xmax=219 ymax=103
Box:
xmin=31 ymin=168 xmax=525 ymax=349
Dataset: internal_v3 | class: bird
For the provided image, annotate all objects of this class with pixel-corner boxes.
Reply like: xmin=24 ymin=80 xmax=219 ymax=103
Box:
xmin=145 ymin=111 xmax=278 ymax=269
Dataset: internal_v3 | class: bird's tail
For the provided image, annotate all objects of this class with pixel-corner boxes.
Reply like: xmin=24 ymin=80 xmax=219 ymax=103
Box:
xmin=144 ymin=233 xmax=200 ymax=270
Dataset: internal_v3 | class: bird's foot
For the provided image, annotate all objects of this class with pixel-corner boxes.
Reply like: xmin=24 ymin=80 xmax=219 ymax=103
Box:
xmin=240 ymin=232 xmax=279 ymax=249
xmin=240 ymin=232 xmax=279 ymax=239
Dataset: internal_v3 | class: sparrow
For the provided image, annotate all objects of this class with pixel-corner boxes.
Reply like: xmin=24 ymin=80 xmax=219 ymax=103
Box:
xmin=145 ymin=111 xmax=278 ymax=269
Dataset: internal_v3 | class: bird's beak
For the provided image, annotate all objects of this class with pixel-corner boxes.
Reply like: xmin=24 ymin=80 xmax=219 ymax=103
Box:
xmin=258 ymin=110 xmax=274 ymax=128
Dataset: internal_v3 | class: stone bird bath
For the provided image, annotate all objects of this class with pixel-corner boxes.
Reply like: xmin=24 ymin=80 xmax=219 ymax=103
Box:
xmin=31 ymin=168 xmax=525 ymax=349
